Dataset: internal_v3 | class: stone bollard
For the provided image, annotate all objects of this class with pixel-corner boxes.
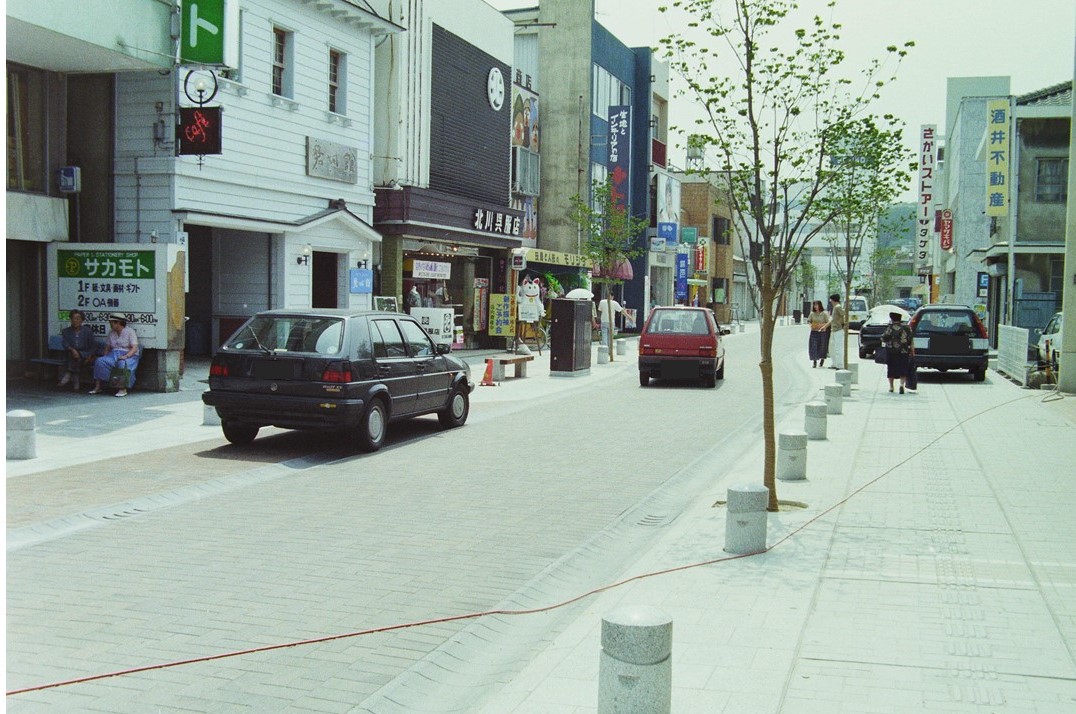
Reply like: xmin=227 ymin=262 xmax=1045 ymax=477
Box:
xmin=597 ymin=345 xmax=610 ymax=364
xmin=824 ymin=384 xmax=843 ymax=415
xmin=203 ymin=398 xmax=221 ymax=427
xmin=777 ymin=431 xmax=808 ymax=481
xmin=738 ymin=323 xmax=745 ymax=333
xmin=804 ymin=401 xmax=828 ymax=440
xmin=598 ymin=606 xmax=672 ymax=714
xmin=615 ymin=339 xmax=627 ymax=356
xmin=835 ymin=369 xmax=853 ymax=397
xmin=7 ymin=410 xmax=37 ymax=460
xmin=847 ymin=362 xmax=859 ymax=385
xmin=724 ymin=483 xmax=769 ymax=555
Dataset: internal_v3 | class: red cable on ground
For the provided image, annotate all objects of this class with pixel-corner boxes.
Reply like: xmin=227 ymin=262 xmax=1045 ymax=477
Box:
xmin=8 ymin=393 xmax=1036 ymax=698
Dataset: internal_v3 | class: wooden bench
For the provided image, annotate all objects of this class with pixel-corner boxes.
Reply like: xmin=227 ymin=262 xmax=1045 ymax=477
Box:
xmin=29 ymin=334 xmax=106 ymax=380
xmin=488 ymin=353 xmax=535 ymax=381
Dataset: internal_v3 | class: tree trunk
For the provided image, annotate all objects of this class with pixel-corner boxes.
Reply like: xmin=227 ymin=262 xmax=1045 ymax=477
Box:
xmin=604 ymin=291 xmax=616 ymax=362
xmin=758 ymin=284 xmax=779 ymax=512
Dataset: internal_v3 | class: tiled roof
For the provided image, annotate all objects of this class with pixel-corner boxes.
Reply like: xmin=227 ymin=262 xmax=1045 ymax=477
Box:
xmin=1017 ymin=80 xmax=1072 ymax=106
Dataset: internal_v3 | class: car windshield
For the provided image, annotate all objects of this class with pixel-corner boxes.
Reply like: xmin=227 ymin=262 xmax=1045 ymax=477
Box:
xmin=914 ymin=310 xmax=976 ymax=334
xmin=648 ymin=310 xmax=711 ymax=335
xmin=223 ymin=316 xmax=344 ymax=355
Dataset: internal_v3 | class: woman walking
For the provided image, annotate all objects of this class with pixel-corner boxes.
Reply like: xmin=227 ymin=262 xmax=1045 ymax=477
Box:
xmin=881 ymin=311 xmax=915 ymax=394
xmin=807 ymin=300 xmax=830 ymax=368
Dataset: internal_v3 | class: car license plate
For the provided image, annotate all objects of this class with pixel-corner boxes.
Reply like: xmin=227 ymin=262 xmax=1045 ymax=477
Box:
xmin=970 ymin=338 xmax=989 ymax=350
xmin=661 ymin=362 xmax=697 ymax=380
xmin=913 ymin=337 xmax=929 ymax=349
xmin=254 ymin=360 xmax=299 ymax=380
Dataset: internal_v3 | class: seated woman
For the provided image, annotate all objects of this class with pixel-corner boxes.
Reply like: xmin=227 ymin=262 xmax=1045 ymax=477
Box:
xmin=90 ymin=313 xmax=140 ymax=397
xmin=59 ymin=308 xmax=97 ymax=391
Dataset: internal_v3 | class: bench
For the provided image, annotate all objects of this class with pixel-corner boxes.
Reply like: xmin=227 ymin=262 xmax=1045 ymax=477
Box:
xmin=29 ymin=335 xmax=106 ymax=381
xmin=488 ymin=354 xmax=535 ymax=381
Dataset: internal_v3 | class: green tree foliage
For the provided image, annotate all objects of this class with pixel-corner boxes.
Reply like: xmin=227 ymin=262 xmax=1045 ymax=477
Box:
xmin=660 ymin=0 xmax=912 ymax=510
xmin=569 ymin=178 xmax=648 ymax=361
xmin=816 ymin=116 xmax=915 ymax=364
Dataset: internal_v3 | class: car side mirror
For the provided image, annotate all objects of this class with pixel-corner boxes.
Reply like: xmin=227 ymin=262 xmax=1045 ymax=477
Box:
xmin=1032 ymin=328 xmax=1042 ymax=338
xmin=721 ymin=328 xmax=732 ymax=336
xmin=435 ymin=343 xmax=451 ymax=355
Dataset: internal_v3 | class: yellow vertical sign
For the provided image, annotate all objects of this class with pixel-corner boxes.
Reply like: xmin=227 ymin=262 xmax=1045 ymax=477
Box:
xmin=986 ymin=99 xmax=1009 ymax=217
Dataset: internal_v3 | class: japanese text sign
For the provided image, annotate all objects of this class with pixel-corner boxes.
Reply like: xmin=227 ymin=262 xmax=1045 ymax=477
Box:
xmin=917 ymin=124 xmax=938 ymax=270
xmin=986 ymin=99 xmax=1009 ymax=217
xmin=607 ymin=105 xmax=631 ymax=208
xmin=488 ymin=293 xmax=516 ymax=337
xmin=940 ymin=209 xmax=953 ymax=251
xmin=181 ymin=0 xmax=226 ymax=65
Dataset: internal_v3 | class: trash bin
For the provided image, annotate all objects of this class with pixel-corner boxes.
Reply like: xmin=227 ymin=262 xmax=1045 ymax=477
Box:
xmin=793 ymin=309 xmax=803 ymax=324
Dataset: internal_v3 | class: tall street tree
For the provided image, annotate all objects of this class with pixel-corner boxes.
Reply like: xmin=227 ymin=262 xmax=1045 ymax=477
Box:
xmin=570 ymin=177 xmax=648 ymax=362
xmin=816 ymin=116 xmax=915 ymax=365
xmin=660 ymin=0 xmax=912 ymax=510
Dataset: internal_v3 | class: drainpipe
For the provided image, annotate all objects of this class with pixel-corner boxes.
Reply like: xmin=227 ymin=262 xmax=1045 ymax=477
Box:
xmin=1005 ymin=98 xmax=1018 ymax=325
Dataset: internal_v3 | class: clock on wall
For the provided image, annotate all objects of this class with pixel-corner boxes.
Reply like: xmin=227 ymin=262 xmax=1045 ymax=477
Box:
xmin=487 ymin=67 xmax=505 ymax=111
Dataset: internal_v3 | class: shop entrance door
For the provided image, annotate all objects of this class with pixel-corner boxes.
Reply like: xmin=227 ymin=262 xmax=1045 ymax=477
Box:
xmin=312 ymin=251 xmax=339 ymax=308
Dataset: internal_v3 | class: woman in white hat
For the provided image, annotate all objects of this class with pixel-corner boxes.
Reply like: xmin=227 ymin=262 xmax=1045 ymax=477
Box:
xmin=90 ymin=313 xmax=140 ymax=397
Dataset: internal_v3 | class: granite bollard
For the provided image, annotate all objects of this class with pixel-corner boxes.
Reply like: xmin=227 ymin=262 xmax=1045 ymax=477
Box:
xmin=725 ymin=483 xmax=769 ymax=555
xmin=804 ymin=401 xmax=828 ymax=440
xmin=847 ymin=362 xmax=859 ymax=385
xmin=598 ymin=606 xmax=672 ymax=714
xmin=7 ymin=410 xmax=37 ymax=460
xmin=835 ymin=369 xmax=853 ymax=397
xmin=776 ymin=431 xmax=808 ymax=481
xmin=824 ymin=384 xmax=843 ymax=415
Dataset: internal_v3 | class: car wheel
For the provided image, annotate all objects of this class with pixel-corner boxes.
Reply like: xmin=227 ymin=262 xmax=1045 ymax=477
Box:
xmin=221 ymin=420 xmax=259 ymax=445
xmin=438 ymin=386 xmax=469 ymax=428
xmin=715 ymin=362 xmax=725 ymax=380
xmin=972 ymin=367 xmax=986 ymax=382
xmin=859 ymin=348 xmax=868 ymax=359
xmin=639 ymin=370 xmax=650 ymax=387
xmin=357 ymin=399 xmax=388 ymax=452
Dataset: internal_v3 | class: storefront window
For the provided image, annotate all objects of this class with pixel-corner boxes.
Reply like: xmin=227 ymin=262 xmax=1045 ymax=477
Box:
xmin=7 ymin=66 xmax=46 ymax=192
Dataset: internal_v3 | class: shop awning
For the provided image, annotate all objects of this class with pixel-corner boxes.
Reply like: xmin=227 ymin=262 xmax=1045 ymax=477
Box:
xmin=175 ymin=205 xmax=382 ymax=243
xmin=592 ymin=259 xmax=634 ymax=280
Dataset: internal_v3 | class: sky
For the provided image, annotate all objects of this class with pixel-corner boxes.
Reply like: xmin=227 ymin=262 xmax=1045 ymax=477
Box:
xmin=487 ymin=0 xmax=1076 ymax=201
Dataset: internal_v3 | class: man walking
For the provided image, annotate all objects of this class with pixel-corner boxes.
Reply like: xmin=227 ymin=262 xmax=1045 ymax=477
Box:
xmin=826 ymin=293 xmax=847 ymax=369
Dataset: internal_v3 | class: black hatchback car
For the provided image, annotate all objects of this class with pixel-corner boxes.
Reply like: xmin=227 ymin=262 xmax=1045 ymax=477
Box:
xmin=202 ymin=309 xmax=473 ymax=451
xmin=908 ymin=304 xmax=990 ymax=381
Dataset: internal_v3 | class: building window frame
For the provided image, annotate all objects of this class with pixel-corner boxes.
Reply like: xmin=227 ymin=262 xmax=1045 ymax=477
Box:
xmin=328 ymin=48 xmax=346 ymax=115
xmin=6 ymin=65 xmax=47 ymax=192
xmin=1035 ymin=157 xmax=1068 ymax=203
xmin=272 ymin=26 xmax=294 ymax=98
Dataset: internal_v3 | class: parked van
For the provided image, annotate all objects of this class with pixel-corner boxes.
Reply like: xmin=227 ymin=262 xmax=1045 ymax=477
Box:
xmin=1036 ymin=311 xmax=1063 ymax=370
xmin=847 ymin=295 xmax=871 ymax=331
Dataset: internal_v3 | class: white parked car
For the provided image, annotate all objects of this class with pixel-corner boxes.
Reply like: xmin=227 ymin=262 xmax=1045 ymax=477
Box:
xmin=1036 ymin=311 xmax=1063 ymax=369
xmin=847 ymin=295 xmax=871 ymax=331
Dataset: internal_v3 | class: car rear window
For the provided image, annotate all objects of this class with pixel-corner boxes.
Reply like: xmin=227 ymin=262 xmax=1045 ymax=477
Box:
xmin=849 ymin=299 xmax=868 ymax=312
xmin=647 ymin=310 xmax=711 ymax=335
xmin=224 ymin=316 xmax=344 ymax=355
xmin=915 ymin=310 xmax=975 ymax=334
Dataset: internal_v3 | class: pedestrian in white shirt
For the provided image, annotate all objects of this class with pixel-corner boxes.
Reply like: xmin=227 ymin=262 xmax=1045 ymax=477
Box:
xmin=596 ymin=297 xmax=624 ymax=348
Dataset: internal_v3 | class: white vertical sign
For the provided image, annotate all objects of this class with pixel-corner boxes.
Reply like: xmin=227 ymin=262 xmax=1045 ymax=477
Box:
xmin=917 ymin=125 xmax=938 ymax=275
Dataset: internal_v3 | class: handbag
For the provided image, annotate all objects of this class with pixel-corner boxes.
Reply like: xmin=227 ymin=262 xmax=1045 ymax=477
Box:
xmin=873 ymin=346 xmax=888 ymax=364
xmin=108 ymin=360 xmax=131 ymax=389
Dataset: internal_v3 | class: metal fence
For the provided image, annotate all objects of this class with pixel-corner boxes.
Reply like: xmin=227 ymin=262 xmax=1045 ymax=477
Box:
xmin=996 ymin=324 xmax=1031 ymax=386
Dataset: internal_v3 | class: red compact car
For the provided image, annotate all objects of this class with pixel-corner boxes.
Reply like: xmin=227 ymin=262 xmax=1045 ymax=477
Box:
xmin=638 ymin=306 xmax=727 ymax=388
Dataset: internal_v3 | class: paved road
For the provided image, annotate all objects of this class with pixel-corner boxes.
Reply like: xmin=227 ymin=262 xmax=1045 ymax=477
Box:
xmin=7 ymin=328 xmax=814 ymax=712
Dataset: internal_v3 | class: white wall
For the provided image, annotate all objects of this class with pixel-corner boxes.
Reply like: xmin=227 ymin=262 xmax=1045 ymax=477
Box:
xmin=114 ymin=0 xmax=384 ymax=240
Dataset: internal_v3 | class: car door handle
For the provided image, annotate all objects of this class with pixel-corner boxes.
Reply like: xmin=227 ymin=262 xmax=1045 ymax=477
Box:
xmin=416 ymin=362 xmax=428 ymax=371
xmin=378 ymin=364 xmax=392 ymax=373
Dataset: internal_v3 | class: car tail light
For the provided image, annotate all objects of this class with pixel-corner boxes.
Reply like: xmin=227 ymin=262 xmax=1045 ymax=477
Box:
xmin=973 ymin=314 xmax=989 ymax=339
xmin=908 ymin=314 xmax=920 ymax=331
xmin=639 ymin=343 xmax=654 ymax=355
xmin=321 ymin=364 xmax=352 ymax=382
xmin=209 ymin=361 xmax=229 ymax=377
xmin=699 ymin=344 xmax=717 ymax=357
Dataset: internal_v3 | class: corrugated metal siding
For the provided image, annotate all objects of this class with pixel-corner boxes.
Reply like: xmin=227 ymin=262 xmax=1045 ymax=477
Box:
xmin=429 ymin=24 xmax=511 ymax=205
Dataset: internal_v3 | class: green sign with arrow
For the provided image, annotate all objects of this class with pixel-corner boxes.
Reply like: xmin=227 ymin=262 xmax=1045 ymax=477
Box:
xmin=181 ymin=0 xmax=225 ymax=65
